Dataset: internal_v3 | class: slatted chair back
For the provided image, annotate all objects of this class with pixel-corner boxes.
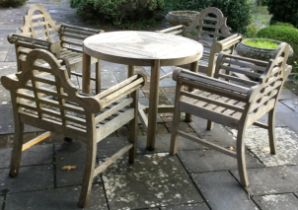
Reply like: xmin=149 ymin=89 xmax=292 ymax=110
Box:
xmin=246 ymin=43 xmax=291 ymax=125
xmin=20 ymin=4 xmax=61 ymax=53
xmin=213 ymin=53 xmax=269 ymax=88
xmin=197 ymin=7 xmax=231 ymax=44
xmin=4 ymin=50 xmax=99 ymax=136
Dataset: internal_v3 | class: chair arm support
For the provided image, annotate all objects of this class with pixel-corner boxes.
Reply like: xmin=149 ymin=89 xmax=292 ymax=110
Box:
xmin=173 ymin=68 xmax=251 ymax=101
xmin=93 ymin=74 xmax=145 ymax=110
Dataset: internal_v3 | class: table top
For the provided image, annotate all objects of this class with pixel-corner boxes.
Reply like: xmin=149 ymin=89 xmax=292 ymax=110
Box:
xmin=83 ymin=31 xmax=203 ymax=66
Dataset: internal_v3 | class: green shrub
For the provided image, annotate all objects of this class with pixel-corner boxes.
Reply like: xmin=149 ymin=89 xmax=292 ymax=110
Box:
xmin=164 ymin=0 xmax=251 ymax=33
xmin=267 ymin=0 xmax=298 ymax=27
xmin=71 ymin=0 xmax=165 ymax=25
xmin=257 ymin=23 xmax=298 ymax=63
xmin=0 ymin=0 xmax=26 ymax=7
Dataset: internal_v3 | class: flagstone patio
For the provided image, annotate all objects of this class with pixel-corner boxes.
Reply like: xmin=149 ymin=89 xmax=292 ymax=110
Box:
xmin=0 ymin=1 xmax=298 ymax=210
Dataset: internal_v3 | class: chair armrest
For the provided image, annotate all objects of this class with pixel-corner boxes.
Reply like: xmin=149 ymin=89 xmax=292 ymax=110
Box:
xmin=216 ymin=33 xmax=243 ymax=52
xmin=8 ymin=34 xmax=51 ymax=50
xmin=93 ymin=74 xmax=145 ymax=111
xmin=1 ymin=73 xmax=20 ymax=90
xmin=158 ymin=25 xmax=184 ymax=35
xmin=173 ymin=68 xmax=251 ymax=101
xmin=7 ymin=34 xmax=60 ymax=55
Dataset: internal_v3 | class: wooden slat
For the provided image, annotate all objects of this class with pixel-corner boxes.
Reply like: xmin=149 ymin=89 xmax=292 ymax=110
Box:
xmin=22 ymin=131 xmax=51 ymax=151
xmin=93 ymin=144 xmax=133 ymax=177
xmin=178 ymin=130 xmax=237 ymax=157
xmin=95 ymin=98 xmax=132 ymax=124
xmin=220 ymin=64 xmax=262 ymax=79
xmin=96 ymin=75 xmax=140 ymax=100
xmin=217 ymin=73 xmax=259 ymax=86
xmin=96 ymin=109 xmax=134 ymax=141
xmin=181 ymin=90 xmax=245 ymax=112
xmin=98 ymin=78 xmax=144 ymax=109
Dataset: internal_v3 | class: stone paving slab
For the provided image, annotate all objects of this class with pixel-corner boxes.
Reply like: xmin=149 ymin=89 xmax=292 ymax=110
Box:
xmin=231 ymin=166 xmax=298 ymax=195
xmin=0 ymin=195 xmax=3 ymax=207
xmin=0 ymin=103 xmax=41 ymax=134
xmin=192 ymin=171 xmax=258 ymax=210
xmin=275 ymin=112 xmax=298 ymax=133
xmin=178 ymin=149 xmax=263 ymax=173
xmin=0 ymin=165 xmax=54 ymax=193
xmin=242 ymin=126 xmax=298 ymax=167
xmin=103 ymin=154 xmax=203 ymax=210
xmin=190 ymin=116 xmax=237 ymax=148
xmin=160 ymin=202 xmax=209 ymax=210
xmin=253 ymin=193 xmax=298 ymax=210
xmin=137 ymin=134 xmax=203 ymax=153
xmin=0 ymin=144 xmax=53 ymax=169
xmin=4 ymin=184 xmax=108 ymax=210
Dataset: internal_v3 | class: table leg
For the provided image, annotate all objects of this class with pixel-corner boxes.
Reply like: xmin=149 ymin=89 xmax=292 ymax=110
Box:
xmin=128 ymin=65 xmax=134 ymax=77
xmin=185 ymin=61 xmax=199 ymax=122
xmin=82 ymin=53 xmax=91 ymax=94
xmin=146 ymin=60 xmax=161 ymax=150
xmin=95 ymin=60 xmax=101 ymax=93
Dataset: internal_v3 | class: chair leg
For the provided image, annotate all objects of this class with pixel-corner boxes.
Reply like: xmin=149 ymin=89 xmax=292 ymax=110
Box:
xmin=170 ymin=108 xmax=181 ymax=155
xmin=206 ymin=120 xmax=213 ymax=130
xmin=128 ymin=118 xmax=137 ymax=164
xmin=78 ymin=138 xmax=97 ymax=208
xmin=236 ymin=127 xmax=249 ymax=188
xmin=268 ymin=109 xmax=276 ymax=155
xmin=9 ymin=120 xmax=24 ymax=177
xmin=95 ymin=60 xmax=101 ymax=93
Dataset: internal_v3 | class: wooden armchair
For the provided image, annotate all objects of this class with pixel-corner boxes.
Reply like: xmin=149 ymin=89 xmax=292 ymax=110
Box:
xmin=7 ymin=4 xmax=103 ymax=91
xmin=170 ymin=43 xmax=292 ymax=189
xmin=1 ymin=49 xmax=145 ymax=207
xmin=159 ymin=7 xmax=243 ymax=77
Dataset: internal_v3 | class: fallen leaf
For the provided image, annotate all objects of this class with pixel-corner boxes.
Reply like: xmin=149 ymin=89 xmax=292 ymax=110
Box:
xmin=62 ymin=165 xmax=77 ymax=171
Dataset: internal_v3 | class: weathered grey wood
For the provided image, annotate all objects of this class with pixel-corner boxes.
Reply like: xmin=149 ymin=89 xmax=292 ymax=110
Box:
xmin=83 ymin=31 xmax=203 ymax=150
xmin=1 ymin=49 xmax=145 ymax=208
xmin=8 ymin=4 xmax=103 ymax=87
xmin=161 ymin=7 xmax=243 ymax=77
xmin=170 ymin=43 xmax=292 ymax=189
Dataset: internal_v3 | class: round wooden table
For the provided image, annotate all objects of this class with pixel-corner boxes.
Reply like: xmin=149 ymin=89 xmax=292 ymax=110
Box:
xmin=83 ymin=31 xmax=203 ymax=150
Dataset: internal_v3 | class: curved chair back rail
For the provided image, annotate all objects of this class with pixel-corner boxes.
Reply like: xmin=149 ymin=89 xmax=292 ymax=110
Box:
xmin=160 ymin=7 xmax=241 ymax=77
xmin=7 ymin=4 xmax=103 ymax=92
xmin=170 ymin=43 xmax=292 ymax=189
xmin=1 ymin=49 xmax=145 ymax=208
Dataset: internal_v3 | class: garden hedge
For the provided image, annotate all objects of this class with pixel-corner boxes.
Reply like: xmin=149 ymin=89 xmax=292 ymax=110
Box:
xmin=257 ymin=23 xmax=298 ymax=63
xmin=267 ymin=0 xmax=298 ymax=27
xmin=0 ymin=0 xmax=26 ymax=7
xmin=71 ymin=0 xmax=165 ymax=25
xmin=71 ymin=0 xmax=251 ymax=33
xmin=164 ymin=0 xmax=251 ymax=33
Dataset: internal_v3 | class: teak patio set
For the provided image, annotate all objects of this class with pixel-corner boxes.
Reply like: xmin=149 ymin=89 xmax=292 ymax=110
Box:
xmin=0 ymin=4 xmax=292 ymax=208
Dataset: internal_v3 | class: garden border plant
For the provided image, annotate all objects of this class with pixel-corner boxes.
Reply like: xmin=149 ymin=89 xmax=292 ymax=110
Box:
xmin=0 ymin=0 xmax=26 ymax=7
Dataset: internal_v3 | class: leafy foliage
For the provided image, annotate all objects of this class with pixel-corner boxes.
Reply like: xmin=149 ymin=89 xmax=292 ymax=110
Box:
xmin=164 ymin=0 xmax=251 ymax=33
xmin=257 ymin=23 xmax=298 ymax=63
xmin=267 ymin=0 xmax=298 ymax=27
xmin=71 ymin=0 xmax=165 ymax=25
xmin=0 ymin=0 xmax=26 ymax=7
